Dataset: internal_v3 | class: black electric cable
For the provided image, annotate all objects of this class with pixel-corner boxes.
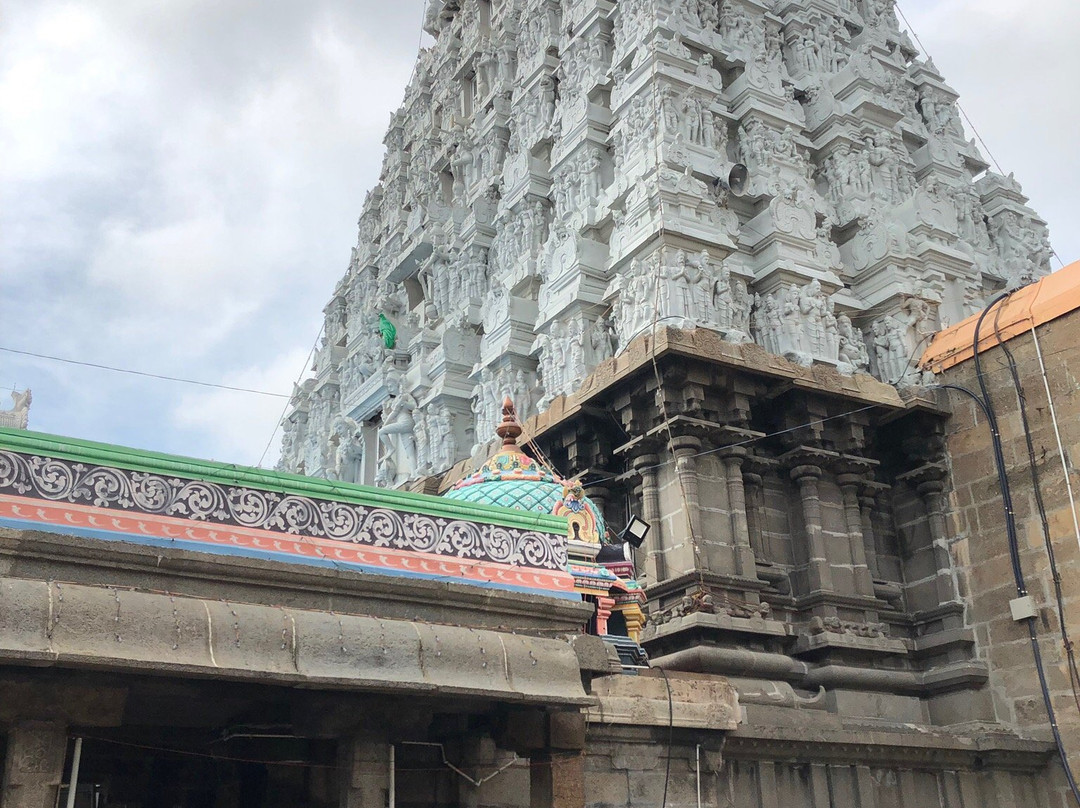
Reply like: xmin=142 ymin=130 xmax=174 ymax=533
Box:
xmin=971 ymin=293 xmax=1026 ymax=587
xmin=991 ymin=306 xmax=1080 ymax=712
xmin=937 ymin=381 xmax=1080 ymax=805
xmin=960 ymin=294 xmax=1080 ymax=804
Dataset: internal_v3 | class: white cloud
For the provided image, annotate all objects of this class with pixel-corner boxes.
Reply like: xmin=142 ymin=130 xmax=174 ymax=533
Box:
xmin=0 ymin=0 xmax=418 ymax=461
xmin=901 ymin=0 xmax=1080 ymax=265
xmin=170 ymin=346 xmax=312 ymax=467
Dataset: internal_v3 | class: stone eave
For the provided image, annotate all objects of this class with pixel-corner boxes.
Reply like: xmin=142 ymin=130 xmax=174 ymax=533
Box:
xmin=0 ymin=573 xmax=596 ymax=708
xmin=437 ymin=326 xmax=909 ymax=492
xmin=517 ymin=326 xmax=904 ymax=443
xmin=0 ymin=529 xmax=595 ymax=632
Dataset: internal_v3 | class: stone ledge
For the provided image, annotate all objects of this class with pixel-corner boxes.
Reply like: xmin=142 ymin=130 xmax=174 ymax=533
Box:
xmin=721 ymin=724 xmax=1054 ymax=771
xmin=644 ymin=610 xmax=790 ymax=641
xmin=0 ymin=575 xmax=594 ymax=707
xmin=0 ymin=530 xmax=593 ymax=632
xmin=586 ymin=671 xmax=739 ymax=731
xmin=522 ymin=326 xmax=906 ymax=445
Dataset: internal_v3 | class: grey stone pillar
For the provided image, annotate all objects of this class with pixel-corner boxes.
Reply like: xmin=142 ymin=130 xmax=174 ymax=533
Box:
xmin=838 ymin=474 xmax=875 ymax=597
xmin=587 ymin=486 xmax=610 ymax=541
xmin=790 ymin=465 xmax=833 ymax=594
xmin=743 ymin=471 xmax=766 ymax=559
xmin=918 ymin=478 xmax=960 ymax=607
xmin=1 ymin=721 xmax=68 ymax=808
xmin=722 ymin=450 xmax=756 ymax=578
xmin=670 ymin=435 xmax=703 ymax=571
xmin=632 ymin=454 xmax=664 ymax=582
xmin=338 ymin=737 xmax=390 ymax=808
xmin=859 ymin=491 xmax=881 ymax=580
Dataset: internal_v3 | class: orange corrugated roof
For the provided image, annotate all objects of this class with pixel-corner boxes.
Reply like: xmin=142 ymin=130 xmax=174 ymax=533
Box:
xmin=920 ymin=261 xmax=1080 ymax=373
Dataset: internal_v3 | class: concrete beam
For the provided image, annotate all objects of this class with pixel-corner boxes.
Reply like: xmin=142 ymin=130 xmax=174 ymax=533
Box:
xmin=0 ymin=576 xmax=592 ymax=706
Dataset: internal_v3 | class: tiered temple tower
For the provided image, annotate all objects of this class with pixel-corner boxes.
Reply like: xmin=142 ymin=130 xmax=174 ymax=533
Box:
xmin=278 ymin=0 xmax=1051 ymax=488
xmin=274 ymin=1 xmax=1069 ymax=798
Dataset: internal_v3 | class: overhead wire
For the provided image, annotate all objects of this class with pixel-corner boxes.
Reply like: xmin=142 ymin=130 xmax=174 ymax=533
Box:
xmin=0 ymin=345 xmax=290 ymax=399
xmin=894 ymin=2 xmax=1066 ymax=274
xmin=256 ymin=326 xmax=325 ymax=468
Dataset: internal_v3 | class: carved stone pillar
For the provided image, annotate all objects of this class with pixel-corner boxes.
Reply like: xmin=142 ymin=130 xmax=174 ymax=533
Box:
xmin=838 ymin=473 xmax=875 ymax=597
xmin=859 ymin=491 xmax=881 ymax=580
xmin=1 ymin=721 xmax=68 ymax=808
xmin=670 ymin=435 xmax=704 ymax=547
xmin=632 ymin=454 xmax=664 ymax=582
xmin=722 ymin=449 xmax=756 ymax=578
xmin=743 ymin=471 xmax=766 ymax=560
xmin=587 ymin=485 xmax=610 ymax=539
xmin=858 ymin=482 xmax=891 ymax=581
xmin=790 ymin=465 xmax=833 ymax=594
xmin=918 ymin=475 xmax=960 ymax=608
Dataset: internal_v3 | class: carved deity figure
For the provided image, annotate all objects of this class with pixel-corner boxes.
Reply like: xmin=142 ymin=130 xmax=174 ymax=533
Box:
xmin=378 ymin=383 xmax=418 ymax=483
xmin=837 ymin=315 xmax=869 ymax=372
xmin=590 ymin=314 xmax=616 ymax=362
xmin=872 ymin=315 xmax=910 ymax=384
xmin=328 ymin=416 xmax=364 ymax=483
xmin=0 ymin=389 xmax=31 ymax=430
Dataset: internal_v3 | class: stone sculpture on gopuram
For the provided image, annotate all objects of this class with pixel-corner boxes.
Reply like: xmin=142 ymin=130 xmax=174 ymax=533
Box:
xmin=278 ymin=0 xmax=1053 ymax=486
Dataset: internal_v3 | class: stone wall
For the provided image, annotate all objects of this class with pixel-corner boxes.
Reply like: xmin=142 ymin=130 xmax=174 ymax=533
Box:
xmin=938 ymin=309 xmax=1080 ymax=804
xmin=584 ymin=728 xmax=1058 ymax=808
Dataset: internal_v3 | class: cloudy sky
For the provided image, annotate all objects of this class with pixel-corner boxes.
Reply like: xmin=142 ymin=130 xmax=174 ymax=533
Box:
xmin=1 ymin=0 xmax=1077 ymax=468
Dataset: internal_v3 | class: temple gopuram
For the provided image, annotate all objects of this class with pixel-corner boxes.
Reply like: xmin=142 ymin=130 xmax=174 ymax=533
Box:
xmin=3 ymin=0 xmax=1077 ymax=804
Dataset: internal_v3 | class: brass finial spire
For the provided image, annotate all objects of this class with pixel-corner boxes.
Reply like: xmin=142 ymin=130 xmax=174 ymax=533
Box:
xmin=495 ymin=396 xmax=521 ymax=447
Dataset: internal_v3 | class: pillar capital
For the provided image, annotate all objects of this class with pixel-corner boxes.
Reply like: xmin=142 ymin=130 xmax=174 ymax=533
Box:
xmin=719 ymin=446 xmax=749 ymax=463
xmin=836 ymin=472 xmax=863 ymax=489
xmin=669 ymin=434 xmax=702 ymax=455
xmin=790 ymin=464 xmax=822 ymax=482
xmin=897 ymin=461 xmax=948 ymax=491
xmin=630 ymin=453 xmax=660 ymax=473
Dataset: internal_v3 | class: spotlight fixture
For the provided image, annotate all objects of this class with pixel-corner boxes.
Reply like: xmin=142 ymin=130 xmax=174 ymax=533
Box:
xmin=620 ymin=515 xmax=650 ymax=548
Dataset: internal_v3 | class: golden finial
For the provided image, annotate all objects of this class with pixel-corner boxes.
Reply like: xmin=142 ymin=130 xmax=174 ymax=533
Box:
xmin=495 ymin=396 xmax=522 ymax=447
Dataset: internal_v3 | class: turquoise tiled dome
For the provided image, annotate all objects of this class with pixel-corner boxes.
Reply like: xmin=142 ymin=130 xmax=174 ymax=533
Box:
xmin=446 ymin=476 xmax=568 ymax=514
xmin=444 ymin=398 xmax=606 ymax=542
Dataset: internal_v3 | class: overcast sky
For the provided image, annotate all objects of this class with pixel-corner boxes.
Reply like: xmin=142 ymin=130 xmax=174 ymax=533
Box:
xmin=1 ymin=0 xmax=1077 ymax=468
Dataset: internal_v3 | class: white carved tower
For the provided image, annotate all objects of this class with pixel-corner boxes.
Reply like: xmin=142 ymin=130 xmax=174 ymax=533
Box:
xmin=278 ymin=0 xmax=1052 ymax=486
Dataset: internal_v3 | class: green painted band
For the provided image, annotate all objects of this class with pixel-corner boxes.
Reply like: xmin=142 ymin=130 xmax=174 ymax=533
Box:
xmin=0 ymin=427 xmax=569 ymax=535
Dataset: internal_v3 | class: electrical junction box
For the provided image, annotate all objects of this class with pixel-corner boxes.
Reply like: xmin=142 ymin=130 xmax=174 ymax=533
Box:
xmin=1010 ymin=595 xmax=1037 ymax=622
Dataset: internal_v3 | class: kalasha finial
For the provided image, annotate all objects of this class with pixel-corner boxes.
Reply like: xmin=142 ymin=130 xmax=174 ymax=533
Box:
xmin=495 ymin=396 xmax=522 ymax=447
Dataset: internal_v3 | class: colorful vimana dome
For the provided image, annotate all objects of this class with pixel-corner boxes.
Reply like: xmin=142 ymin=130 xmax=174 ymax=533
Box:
xmin=444 ymin=397 xmax=606 ymax=545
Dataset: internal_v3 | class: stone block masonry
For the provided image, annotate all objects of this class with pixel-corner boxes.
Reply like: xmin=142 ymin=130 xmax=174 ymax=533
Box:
xmin=931 ymin=281 xmax=1080 ymax=805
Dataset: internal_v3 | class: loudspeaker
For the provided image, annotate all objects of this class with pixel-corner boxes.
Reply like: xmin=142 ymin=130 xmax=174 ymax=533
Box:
xmin=712 ymin=163 xmax=750 ymax=197
xmin=726 ymin=163 xmax=749 ymax=196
